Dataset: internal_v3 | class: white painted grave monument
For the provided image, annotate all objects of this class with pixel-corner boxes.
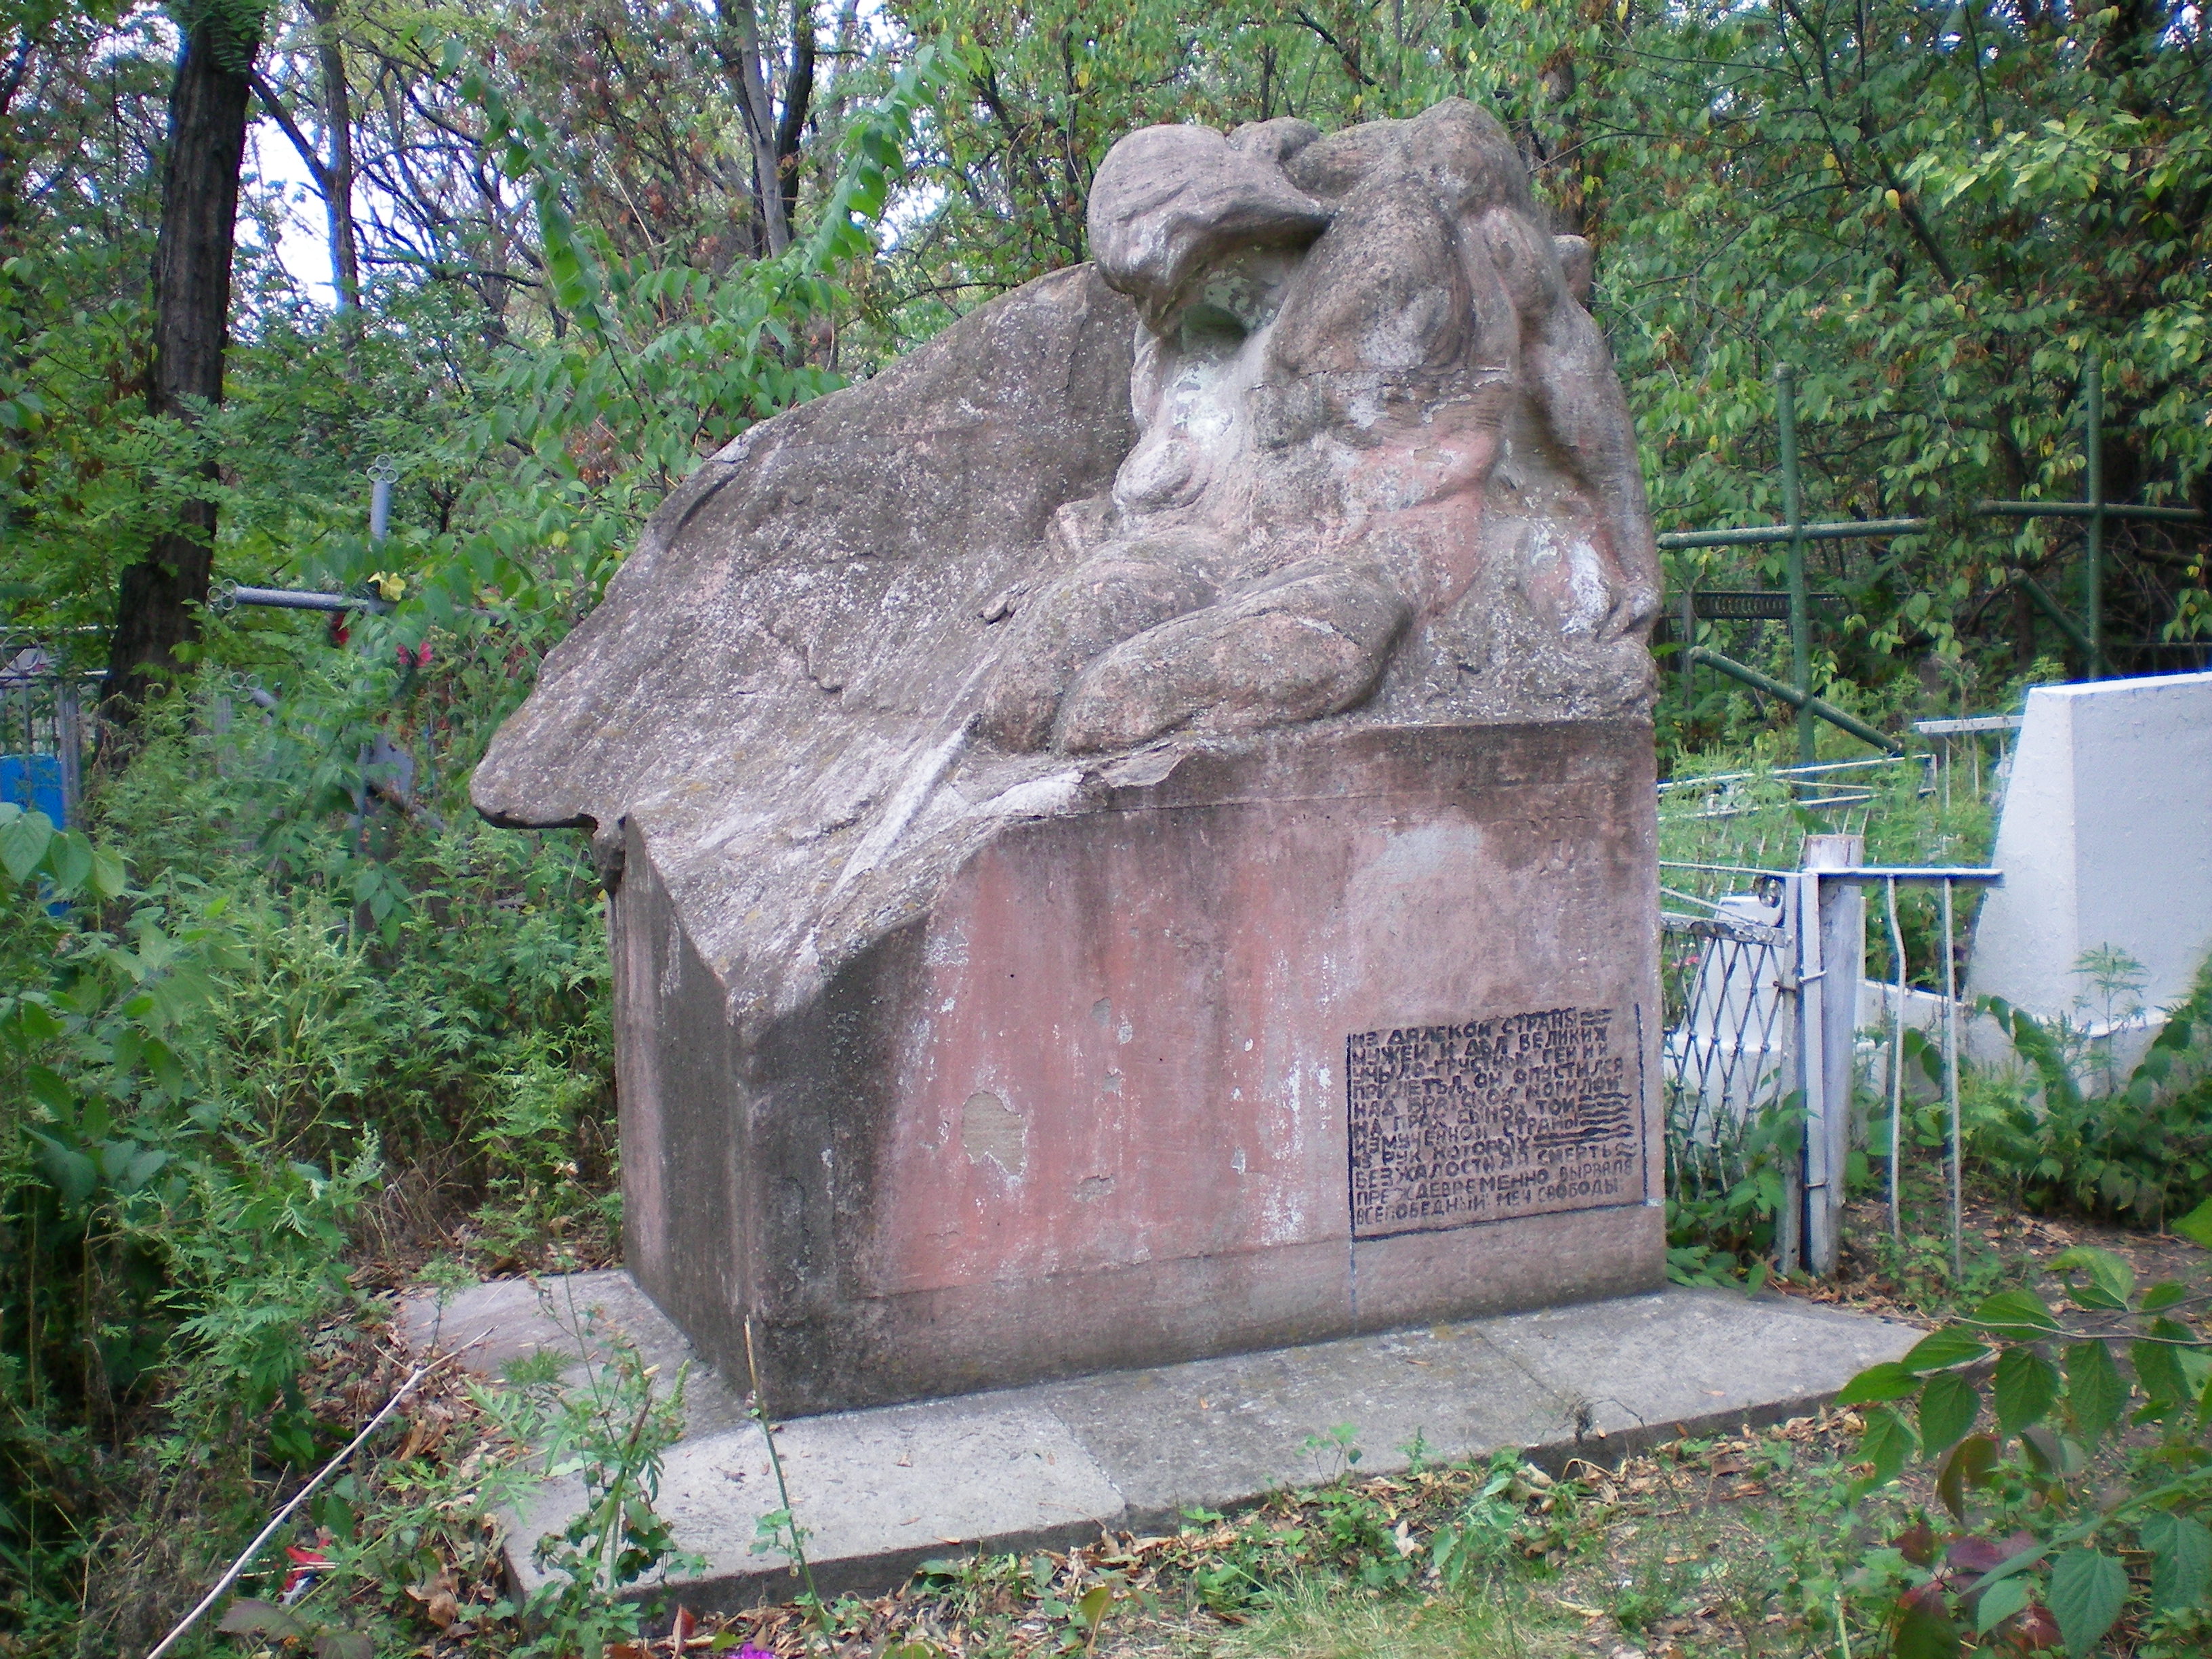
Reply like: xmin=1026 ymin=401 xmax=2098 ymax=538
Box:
xmin=1971 ymin=669 xmax=2212 ymax=1027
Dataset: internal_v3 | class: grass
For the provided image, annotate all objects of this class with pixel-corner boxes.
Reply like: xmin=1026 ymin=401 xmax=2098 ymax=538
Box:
xmin=1180 ymin=1576 xmax=1565 ymax=1658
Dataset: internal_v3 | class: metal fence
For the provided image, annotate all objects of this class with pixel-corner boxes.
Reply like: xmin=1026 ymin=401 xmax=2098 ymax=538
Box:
xmin=1658 ymin=753 xmax=1931 ymax=862
xmin=1660 ymin=881 xmax=1796 ymax=1229
xmin=1912 ymin=714 xmax=2022 ymax=818
xmin=1658 ymin=360 xmax=2209 ymax=764
xmin=1657 ymin=752 xmax=2006 ymax=1275
xmin=0 ymin=639 xmax=92 ymax=827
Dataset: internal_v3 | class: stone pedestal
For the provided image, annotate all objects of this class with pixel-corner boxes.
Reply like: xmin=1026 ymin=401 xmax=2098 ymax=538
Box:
xmin=617 ymin=723 xmax=1660 ymax=1416
xmin=1972 ymin=670 xmax=2212 ymax=1024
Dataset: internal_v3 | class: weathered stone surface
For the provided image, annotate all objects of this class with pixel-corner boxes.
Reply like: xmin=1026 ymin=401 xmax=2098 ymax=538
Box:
xmin=473 ymin=100 xmax=1665 ymax=1416
xmin=979 ymin=99 xmax=1658 ymax=758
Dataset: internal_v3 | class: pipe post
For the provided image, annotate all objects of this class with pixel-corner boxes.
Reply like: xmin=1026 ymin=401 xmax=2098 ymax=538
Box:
xmin=1681 ymin=583 xmax=1697 ymax=716
xmin=1777 ymin=366 xmax=1814 ymax=763
xmin=2081 ymin=361 xmax=2104 ymax=678
xmin=369 ymin=455 xmax=396 ymax=548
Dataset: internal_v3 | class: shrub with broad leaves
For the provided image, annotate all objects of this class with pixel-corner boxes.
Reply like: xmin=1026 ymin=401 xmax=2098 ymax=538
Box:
xmin=1837 ymin=1199 xmax=2212 ymax=1656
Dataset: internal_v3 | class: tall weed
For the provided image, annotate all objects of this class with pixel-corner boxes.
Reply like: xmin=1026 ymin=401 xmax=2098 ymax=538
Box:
xmin=1973 ymin=960 xmax=2212 ymax=1227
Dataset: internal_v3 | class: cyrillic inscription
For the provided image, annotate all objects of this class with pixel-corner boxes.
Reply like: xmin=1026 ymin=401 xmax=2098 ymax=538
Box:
xmin=1347 ymin=1006 xmax=1641 ymax=1240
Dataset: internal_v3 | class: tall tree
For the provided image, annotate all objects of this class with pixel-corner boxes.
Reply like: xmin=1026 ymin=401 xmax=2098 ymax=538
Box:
xmin=102 ymin=0 xmax=263 ymax=726
xmin=253 ymin=0 xmax=361 ymax=314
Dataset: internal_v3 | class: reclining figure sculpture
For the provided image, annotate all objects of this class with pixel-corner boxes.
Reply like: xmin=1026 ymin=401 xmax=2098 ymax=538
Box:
xmin=983 ymin=101 xmax=1657 ymax=754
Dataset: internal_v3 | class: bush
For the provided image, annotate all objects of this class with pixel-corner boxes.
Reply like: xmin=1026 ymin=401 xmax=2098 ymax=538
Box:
xmin=1837 ymin=1201 xmax=2212 ymax=1658
xmin=1972 ymin=963 xmax=2212 ymax=1229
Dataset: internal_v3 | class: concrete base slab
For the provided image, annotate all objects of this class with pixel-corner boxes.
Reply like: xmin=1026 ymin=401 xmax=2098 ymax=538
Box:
xmin=401 ymin=1274 xmax=1917 ymax=1614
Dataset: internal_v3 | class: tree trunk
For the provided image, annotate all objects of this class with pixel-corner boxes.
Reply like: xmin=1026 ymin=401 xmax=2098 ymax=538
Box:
xmin=716 ymin=0 xmax=792 ymax=254
xmin=306 ymin=0 xmax=360 ymax=314
xmin=103 ymin=11 xmax=259 ymax=728
xmin=0 ymin=33 xmax=37 ymax=256
xmin=773 ymin=0 xmax=816 ymax=235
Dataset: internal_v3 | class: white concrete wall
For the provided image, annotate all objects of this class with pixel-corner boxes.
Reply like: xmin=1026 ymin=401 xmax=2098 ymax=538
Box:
xmin=1970 ymin=670 xmax=2212 ymax=1022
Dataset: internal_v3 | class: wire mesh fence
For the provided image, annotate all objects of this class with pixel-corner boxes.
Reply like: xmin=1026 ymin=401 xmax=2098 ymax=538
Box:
xmin=1654 ymin=743 xmax=2013 ymax=1277
xmin=1660 ymin=890 xmax=1797 ymax=1217
xmin=1657 ymin=754 xmax=1930 ymax=873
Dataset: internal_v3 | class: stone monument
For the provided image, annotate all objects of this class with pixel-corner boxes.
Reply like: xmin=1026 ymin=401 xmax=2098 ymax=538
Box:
xmin=474 ymin=100 xmax=1666 ymax=1417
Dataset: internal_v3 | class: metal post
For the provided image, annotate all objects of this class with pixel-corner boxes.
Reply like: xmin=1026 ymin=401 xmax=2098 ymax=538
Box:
xmin=369 ymin=455 xmax=396 ymax=547
xmin=1776 ymin=867 xmax=1816 ymax=1277
xmin=2017 ymin=573 xmax=2097 ymax=662
xmin=1885 ymin=877 xmax=1906 ymax=1238
xmin=2081 ymin=362 xmax=2104 ymax=678
xmin=1681 ymin=584 xmax=1697 ymax=717
xmin=1777 ymin=366 xmax=1814 ymax=765
xmin=1685 ymin=647 xmax=1902 ymax=754
xmin=1941 ymin=878 xmax=1963 ymax=1277
xmin=1802 ymin=834 xmax=1863 ymax=1275
xmin=56 ymin=678 xmax=81 ymax=829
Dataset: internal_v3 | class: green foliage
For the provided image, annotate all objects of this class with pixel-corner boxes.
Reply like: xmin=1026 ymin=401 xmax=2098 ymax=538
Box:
xmin=1839 ymin=1206 xmax=2212 ymax=1656
xmin=471 ymin=1036 xmax=619 ymax=1264
xmin=0 ymin=801 xmax=386 ymax=1635
xmin=1299 ymin=1420 xmax=1366 ymax=1477
xmin=1592 ymin=0 xmax=2211 ymax=703
xmin=1665 ymin=1095 xmax=1802 ymax=1288
xmin=1971 ymin=959 xmax=2212 ymax=1226
xmin=1858 ymin=1223 xmax=2025 ymax=1320
xmin=1427 ymin=1452 xmax=1579 ymax=1591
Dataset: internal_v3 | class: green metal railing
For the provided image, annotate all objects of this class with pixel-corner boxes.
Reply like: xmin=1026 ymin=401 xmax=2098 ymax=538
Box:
xmin=1660 ymin=360 xmax=2207 ymax=761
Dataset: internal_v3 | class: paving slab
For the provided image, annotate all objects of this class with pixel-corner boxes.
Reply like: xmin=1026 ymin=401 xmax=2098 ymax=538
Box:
xmin=399 ymin=1275 xmax=1918 ymax=1615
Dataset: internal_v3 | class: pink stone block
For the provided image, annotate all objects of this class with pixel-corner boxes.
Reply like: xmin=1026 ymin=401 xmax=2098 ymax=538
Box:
xmin=616 ymin=722 xmax=1660 ymax=1416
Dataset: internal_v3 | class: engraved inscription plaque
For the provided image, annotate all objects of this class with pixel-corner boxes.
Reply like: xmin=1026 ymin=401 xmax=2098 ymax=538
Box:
xmin=1347 ymin=1007 xmax=1643 ymax=1240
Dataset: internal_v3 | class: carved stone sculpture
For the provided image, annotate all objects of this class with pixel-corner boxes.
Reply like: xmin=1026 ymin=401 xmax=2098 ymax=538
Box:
xmin=475 ymin=100 xmax=1664 ymax=1416
xmin=983 ymin=105 xmax=1656 ymax=755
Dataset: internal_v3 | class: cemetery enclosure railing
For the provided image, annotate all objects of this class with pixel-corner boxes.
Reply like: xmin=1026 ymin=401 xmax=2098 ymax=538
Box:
xmin=1659 ymin=832 xmax=2001 ymax=1278
xmin=0 ymin=636 xmax=95 ymax=827
xmin=1657 ymin=361 xmax=2209 ymax=763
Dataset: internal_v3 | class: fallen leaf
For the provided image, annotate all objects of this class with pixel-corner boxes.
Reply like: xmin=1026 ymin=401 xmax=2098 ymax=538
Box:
xmin=407 ymin=1568 xmax=460 ymax=1630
